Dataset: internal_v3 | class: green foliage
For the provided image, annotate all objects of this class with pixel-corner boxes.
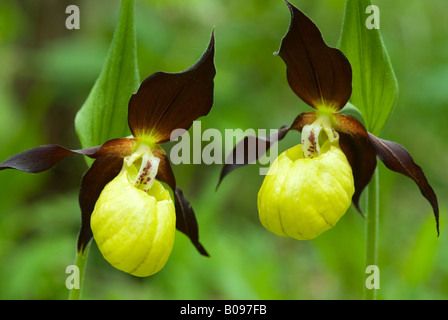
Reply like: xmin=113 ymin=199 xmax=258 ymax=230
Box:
xmin=75 ymin=0 xmax=140 ymax=150
xmin=0 ymin=0 xmax=446 ymax=300
xmin=338 ymin=0 xmax=399 ymax=135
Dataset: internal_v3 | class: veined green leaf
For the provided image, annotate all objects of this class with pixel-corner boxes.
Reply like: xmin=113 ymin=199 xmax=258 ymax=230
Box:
xmin=338 ymin=0 xmax=398 ymax=135
xmin=75 ymin=0 xmax=140 ymax=150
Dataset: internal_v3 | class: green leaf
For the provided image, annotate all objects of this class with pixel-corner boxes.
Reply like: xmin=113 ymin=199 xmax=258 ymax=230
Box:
xmin=338 ymin=0 xmax=398 ymax=135
xmin=75 ymin=0 xmax=140 ymax=150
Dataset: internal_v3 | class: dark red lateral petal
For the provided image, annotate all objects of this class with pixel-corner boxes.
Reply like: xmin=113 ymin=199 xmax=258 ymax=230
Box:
xmin=277 ymin=1 xmax=352 ymax=111
xmin=334 ymin=114 xmax=377 ymax=214
xmin=0 ymin=145 xmax=100 ymax=173
xmin=0 ymin=138 xmax=136 ymax=174
xmin=93 ymin=138 xmax=136 ymax=158
xmin=174 ymin=187 xmax=209 ymax=257
xmin=217 ymin=112 xmax=317 ymax=188
xmin=77 ymin=156 xmax=124 ymax=252
xmin=152 ymin=146 xmax=208 ymax=256
xmin=217 ymin=125 xmax=292 ymax=189
xmin=128 ymin=31 xmax=216 ymax=143
xmin=289 ymin=111 xmax=317 ymax=132
xmin=368 ymin=133 xmax=440 ymax=235
xmin=152 ymin=147 xmax=176 ymax=191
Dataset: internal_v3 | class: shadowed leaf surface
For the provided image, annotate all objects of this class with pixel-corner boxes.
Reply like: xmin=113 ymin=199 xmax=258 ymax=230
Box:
xmin=338 ymin=0 xmax=398 ymax=135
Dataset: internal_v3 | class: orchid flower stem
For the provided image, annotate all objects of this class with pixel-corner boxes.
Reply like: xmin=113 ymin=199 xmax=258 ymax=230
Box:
xmin=364 ymin=167 xmax=379 ymax=300
xmin=68 ymin=241 xmax=91 ymax=300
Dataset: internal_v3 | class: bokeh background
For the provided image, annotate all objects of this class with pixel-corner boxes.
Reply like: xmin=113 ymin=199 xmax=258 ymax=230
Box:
xmin=0 ymin=0 xmax=446 ymax=299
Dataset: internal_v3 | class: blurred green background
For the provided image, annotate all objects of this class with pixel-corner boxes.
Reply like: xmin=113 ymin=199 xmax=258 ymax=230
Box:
xmin=0 ymin=0 xmax=447 ymax=299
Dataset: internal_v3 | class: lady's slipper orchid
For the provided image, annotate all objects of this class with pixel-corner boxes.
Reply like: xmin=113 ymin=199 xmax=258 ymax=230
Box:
xmin=258 ymin=142 xmax=355 ymax=240
xmin=218 ymin=1 xmax=439 ymax=239
xmin=0 ymin=32 xmax=216 ymax=276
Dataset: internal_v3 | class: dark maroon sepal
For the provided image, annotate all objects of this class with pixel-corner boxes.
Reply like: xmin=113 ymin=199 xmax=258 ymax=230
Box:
xmin=128 ymin=31 xmax=216 ymax=143
xmin=0 ymin=138 xmax=136 ymax=175
xmin=0 ymin=144 xmax=100 ymax=173
xmin=153 ymin=147 xmax=176 ymax=191
xmin=217 ymin=125 xmax=292 ymax=189
xmin=77 ymin=156 xmax=124 ymax=252
xmin=276 ymin=1 xmax=352 ymax=111
xmin=368 ymin=133 xmax=440 ymax=235
xmin=152 ymin=146 xmax=208 ymax=256
xmin=174 ymin=187 xmax=209 ymax=257
xmin=334 ymin=114 xmax=378 ymax=214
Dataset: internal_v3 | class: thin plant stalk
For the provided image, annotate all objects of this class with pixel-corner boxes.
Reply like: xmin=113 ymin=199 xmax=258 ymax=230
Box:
xmin=68 ymin=241 xmax=91 ymax=300
xmin=364 ymin=167 xmax=379 ymax=300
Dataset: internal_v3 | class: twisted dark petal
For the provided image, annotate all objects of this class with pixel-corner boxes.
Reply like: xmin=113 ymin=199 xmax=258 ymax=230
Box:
xmin=77 ymin=138 xmax=137 ymax=252
xmin=217 ymin=125 xmax=292 ymax=189
xmin=217 ymin=112 xmax=317 ymax=188
xmin=174 ymin=187 xmax=209 ymax=257
xmin=334 ymin=114 xmax=377 ymax=214
xmin=0 ymin=138 xmax=136 ymax=174
xmin=368 ymin=133 xmax=440 ymax=235
xmin=153 ymin=147 xmax=176 ymax=191
xmin=0 ymin=137 xmax=137 ymax=253
xmin=277 ymin=1 xmax=352 ymax=111
xmin=128 ymin=31 xmax=216 ymax=143
xmin=152 ymin=146 xmax=208 ymax=256
xmin=77 ymin=156 xmax=124 ymax=252
xmin=0 ymin=145 xmax=100 ymax=173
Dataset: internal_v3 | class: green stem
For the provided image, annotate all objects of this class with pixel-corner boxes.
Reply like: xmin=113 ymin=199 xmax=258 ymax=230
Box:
xmin=364 ymin=167 xmax=379 ymax=300
xmin=68 ymin=241 xmax=91 ymax=300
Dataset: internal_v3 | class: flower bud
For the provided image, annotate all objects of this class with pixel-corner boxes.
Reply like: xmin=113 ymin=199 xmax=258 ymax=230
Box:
xmin=257 ymin=142 xmax=354 ymax=240
xmin=91 ymin=154 xmax=176 ymax=277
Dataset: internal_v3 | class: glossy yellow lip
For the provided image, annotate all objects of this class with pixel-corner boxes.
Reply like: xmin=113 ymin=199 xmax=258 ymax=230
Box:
xmin=91 ymin=169 xmax=176 ymax=277
xmin=257 ymin=142 xmax=354 ymax=240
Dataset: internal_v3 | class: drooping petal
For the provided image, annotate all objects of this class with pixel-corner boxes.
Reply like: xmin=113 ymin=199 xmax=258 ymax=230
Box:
xmin=368 ymin=133 xmax=439 ymax=235
xmin=128 ymin=31 xmax=216 ymax=143
xmin=217 ymin=125 xmax=292 ymax=189
xmin=0 ymin=137 xmax=137 ymax=253
xmin=334 ymin=114 xmax=377 ymax=213
xmin=77 ymin=156 xmax=124 ymax=252
xmin=76 ymin=138 xmax=138 ymax=252
xmin=174 ymin=187 xmax=209 ymax=257
xmin=152 ymin=147 xmax=176 ymax=191
xmin=217 ymin=112 xmax=317 ymax=188
xmin=152 ymin=146 xmax=209 ymax=256
xmin=0 ymin=145 xmax=100 ymax=173
xmin=276 ymin=1 xmax=352 ymax=111
xmin=0 ymin=138 xmax=136 ymax=174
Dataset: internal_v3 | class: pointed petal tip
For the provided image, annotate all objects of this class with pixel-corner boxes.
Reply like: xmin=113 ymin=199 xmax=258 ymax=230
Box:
xmin=352 ymin=201 xmax=366 ymax=219
xmin=174 ymin=187 xmax=209 ymax=256
xmin=277 ymin=0 xmax=352 ymax=110
xmin=368 ymin=133 xmax=440 ymax=236
xmin=128 ymin=31 xmax=216 ymax=143
xmin=196 ymin=243 xmax=210 ymax=257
